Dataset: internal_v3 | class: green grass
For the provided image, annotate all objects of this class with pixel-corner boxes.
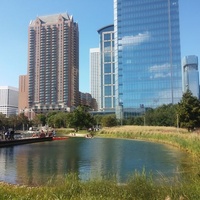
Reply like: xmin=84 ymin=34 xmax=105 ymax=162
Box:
xmin=0 ymin=172 xmax=200 ymax=200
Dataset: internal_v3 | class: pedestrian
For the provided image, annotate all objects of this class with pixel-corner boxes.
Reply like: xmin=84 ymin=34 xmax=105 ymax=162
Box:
xmin=4 ymin=131 xmax=8 ymax=140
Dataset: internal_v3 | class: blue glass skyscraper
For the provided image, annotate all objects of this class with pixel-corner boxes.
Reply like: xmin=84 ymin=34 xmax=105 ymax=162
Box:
xmin=114 ymin=0 xmax=182 ymax=117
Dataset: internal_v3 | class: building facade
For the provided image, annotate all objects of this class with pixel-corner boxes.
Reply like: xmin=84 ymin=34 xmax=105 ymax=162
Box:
xmin=98 ymin=25 xmax=115 ymax=112
xmin=90 ymin=48 xmax=100 ymax=110
xmin=18 ymin=75 xmax=29 ymax=116
xmin=79 ymin=92 xmax=97 ymax=110
xmin=27 ymin=13 xmax=79 ymax=114
xmin=0 ymin=86 xmax=18 ymax=117
xmin=114 ymin=0 xmax=182 ymax=118
xmin=182 ymin=55 xmax=199 ymax=98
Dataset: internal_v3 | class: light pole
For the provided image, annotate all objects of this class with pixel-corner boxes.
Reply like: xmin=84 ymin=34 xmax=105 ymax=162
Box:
xmin=119 ymin=101 xmax=123 ymax=126
xmin=140 ymin=104 xmax=145 ymax=126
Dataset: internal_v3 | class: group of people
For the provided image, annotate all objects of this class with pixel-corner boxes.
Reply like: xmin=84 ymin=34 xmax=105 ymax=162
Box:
xmin=32 ymin=129 xmax=56 ymax=138
xmin=3 ymin=130 xmax=15 ymax=140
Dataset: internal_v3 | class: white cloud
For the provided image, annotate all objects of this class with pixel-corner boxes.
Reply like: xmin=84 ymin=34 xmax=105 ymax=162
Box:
xmin=149 ymin=63 xmax=171 ymax=79
xmin=154 ymin=73 xmax=171 ymax=78
xmin=121 ymin=31 xmax=151 ymax=46
xmin=149 ymin=63 xmax=170 ymax=72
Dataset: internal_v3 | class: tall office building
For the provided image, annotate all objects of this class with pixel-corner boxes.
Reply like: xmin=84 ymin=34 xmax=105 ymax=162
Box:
xmin=182 ymin=55 xmax=199 ymax=98
xmin=90 ymin=48 xmax=100 ymax=110
xmin=0 ymin=86 xmax=18 ymax=117
xmin=98 ymin=25 xmax=115 ymax=112
xmin=27 ymin=13 xmax=79 ymax=114
xmin=114 ymin=0 xmax=182 ymax=118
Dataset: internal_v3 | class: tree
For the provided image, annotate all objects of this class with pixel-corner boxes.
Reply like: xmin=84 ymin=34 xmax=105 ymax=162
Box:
xmin=93 ymin=115 xmax=103 ymax=126
xmin=69 ymin=106 xmax=95 ymax=130
xmin=101 ymin=115 xmax=118 ymax=127
xmin=18 ymin=113 xmax=29 ymax=130
xmin=8 ymin=115 xmax=20 ymax=130
xmin=32 ymin=114 xmax=46 ymax=126
xmin=0 ymin=113 xmax=7 ymax=133
xmin=51 ymin=112 xmax=69 ymax=128
xmin=133 ymin=116 xmax=144 ymax=126
xmin=145 ymin=104 xmax=177 ymax=126
xmin=177 ymin=90 xmax=200 ymax=131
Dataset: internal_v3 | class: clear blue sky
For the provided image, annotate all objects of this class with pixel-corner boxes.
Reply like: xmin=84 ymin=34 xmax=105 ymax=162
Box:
xmin=0 ymin=0 xmax=199 ymax=93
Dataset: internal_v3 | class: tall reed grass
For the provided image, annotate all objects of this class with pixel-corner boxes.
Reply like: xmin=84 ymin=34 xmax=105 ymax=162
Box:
xmin=98 ymin=126 xmax=200 ymax=156
xmin=0 ymin=171 xmax=200 ymax=200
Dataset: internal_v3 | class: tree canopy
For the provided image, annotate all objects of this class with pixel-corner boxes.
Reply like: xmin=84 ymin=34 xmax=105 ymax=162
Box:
xmin=177 ymin=90 xmax=200 ymax=131
xmin=1 ymin=90 xmax=200 ymax=132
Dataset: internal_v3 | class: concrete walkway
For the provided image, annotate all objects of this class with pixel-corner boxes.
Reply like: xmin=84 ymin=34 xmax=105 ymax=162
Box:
xmin=68 ymin=133 xmax=87 ymax=137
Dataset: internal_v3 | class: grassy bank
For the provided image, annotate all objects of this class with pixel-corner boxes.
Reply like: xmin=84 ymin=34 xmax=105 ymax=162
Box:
xmin=0 ymin=172 xmax=200 ymax=200
xmin=1 ymin=126 xmax=200 ymax=199
xmin=98 ymin=125 xmax=200 ymax=156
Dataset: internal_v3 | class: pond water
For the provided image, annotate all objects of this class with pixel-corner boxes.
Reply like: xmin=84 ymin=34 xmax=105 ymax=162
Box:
xmin=0 ymin=137 xmax=195 ymax=185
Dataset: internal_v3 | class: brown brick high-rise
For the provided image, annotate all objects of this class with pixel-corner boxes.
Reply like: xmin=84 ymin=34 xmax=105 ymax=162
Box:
xmin=27 ymin=13 xmax=79 ymax=114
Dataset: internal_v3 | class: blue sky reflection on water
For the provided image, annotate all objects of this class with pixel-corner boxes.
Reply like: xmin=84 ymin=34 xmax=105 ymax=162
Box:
xmin=0 ymin=138 xmax=192 ymax=185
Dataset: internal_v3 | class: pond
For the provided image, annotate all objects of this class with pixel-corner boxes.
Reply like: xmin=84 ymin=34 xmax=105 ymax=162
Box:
xmin=0 ymin=137 xmax=195 ymax=185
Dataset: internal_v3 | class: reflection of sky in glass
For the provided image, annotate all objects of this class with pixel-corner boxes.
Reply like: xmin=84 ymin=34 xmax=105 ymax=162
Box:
xmin=121 ymin=32 xmax=151 ymax=46
xmin=114 ymin=0 xmax=182 ymax=109
xmin=0 ymin=138 xmax=195 ymax=185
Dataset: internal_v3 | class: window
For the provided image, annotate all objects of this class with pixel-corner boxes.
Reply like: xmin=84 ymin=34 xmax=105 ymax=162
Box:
xmin=105 ymin=86 xmax=111 ymax=96
xmin=104 ymin=75 xmax=111 ymax=84
xmin=104 ymin=63 xmax=111 ymax=73
xmin=104 ymin=33 xmax=111 ymax=40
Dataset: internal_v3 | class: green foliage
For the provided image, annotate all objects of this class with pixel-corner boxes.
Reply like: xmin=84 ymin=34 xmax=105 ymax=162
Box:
xmin=124 ymin=104 xmax=177 ymax=127
xmin=68 ymin=105 xmax=95 ymax=130
xmin=32 ymin=114 xmax=46 ymax=126
xmin=18 ymin=113 xmax=29 ymax=125
xmin=145 ymin=104 xmax=177 ymax=126
xmin=47 ymin=112 xmax=70 ymax=128
xmin=93 ymin=115 xmax=103 ymax=126
xmin=177 ymin=90 xmax=200 ymax=130
xmin=134 ymin=116 xmax=144 ymax=125
xmin=0 ymin=113 xmax=7 ymax=131
xmin=27 ymin=106 xmax=95 ymax=130
xmin=0 ymin=171 xmax=200 ymax=200
xmin=101 ymin=115 xmax=118 ymax=127
xmin=125 ymin=117 xmax=135 ymax=125
xmin=0 ymin=113 xmax=30 ymax=131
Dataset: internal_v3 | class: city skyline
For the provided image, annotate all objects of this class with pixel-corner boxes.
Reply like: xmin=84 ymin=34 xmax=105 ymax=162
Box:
xmin=0 ymin=0 xmax=199 ymax=93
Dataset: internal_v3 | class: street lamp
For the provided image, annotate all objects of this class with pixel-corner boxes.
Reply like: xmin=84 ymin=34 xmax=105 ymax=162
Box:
xmin=140 ymin=104 xmax=145 ymax=126
xmin=119 ymin=101 xmax=123 ymax=126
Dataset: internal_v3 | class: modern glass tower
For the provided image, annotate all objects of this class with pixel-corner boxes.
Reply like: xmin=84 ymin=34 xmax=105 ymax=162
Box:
xmin=182 ymin=55 xmax=199 ymax=99
xmin=98 ymin=25 xmax=115 ymax=112
xmin=114 ymin=0 xmax=182 ymax=117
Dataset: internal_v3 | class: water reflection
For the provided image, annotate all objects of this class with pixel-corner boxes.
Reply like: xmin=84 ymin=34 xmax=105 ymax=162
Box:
xmin=0 ymin=138 xmax=196 ymax=185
